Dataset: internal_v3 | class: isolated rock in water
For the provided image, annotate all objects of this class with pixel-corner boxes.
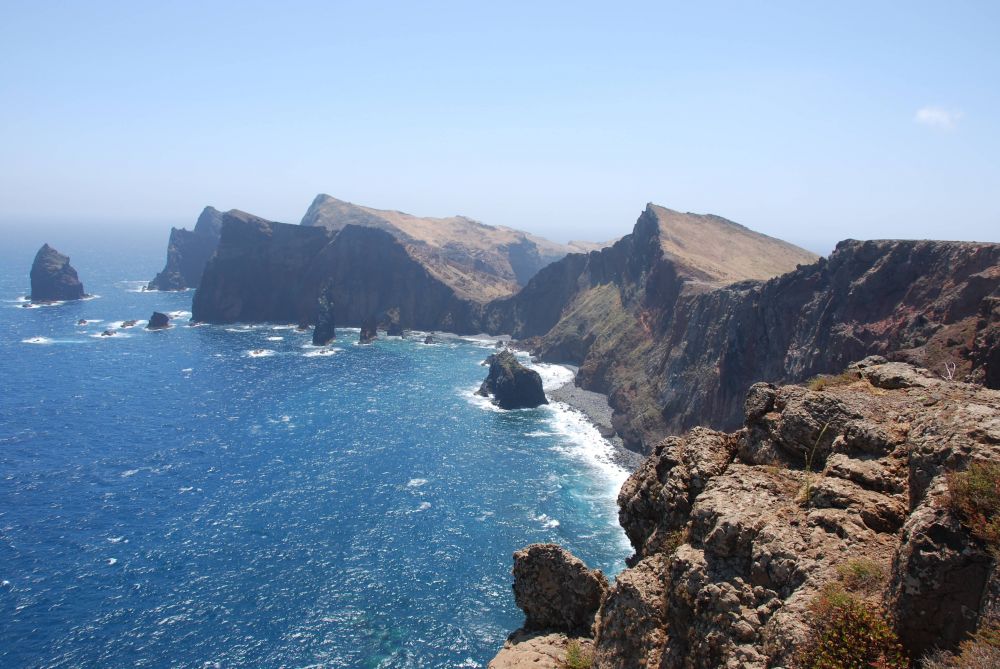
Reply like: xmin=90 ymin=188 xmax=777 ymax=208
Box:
xmin=477 ymin=350 xmax=547 ymax=409
xmin=30 ymin=244 xmax=85 ymax=302
xmin=423 ymin=335 xmax=437 ymax=345
xmin=121 ymin=320 xmax=138 ymax=328
xmin=359 ymin=316 xmax=377 ymax=344
xmin=312 ymin=292 xmax=336 ymax=346
xmin=512 ymin=543 xmax=608 ymax=634
xmin=385 ymin=308 xmax=404 ymax=336
xmin=101 ymin=329 xmax=115 ymax=337
xmin=146 ymin=312 xmax=170 ymax=330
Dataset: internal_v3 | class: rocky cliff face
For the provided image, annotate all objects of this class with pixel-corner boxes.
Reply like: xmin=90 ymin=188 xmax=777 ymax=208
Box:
xmin=29 ymin=244 xmax=85 ymax=302
xmin=495 ymin=361 xmax=1000 ymax=668
xmin=148 ymin=206 xmax=223 ymax=290
xmin=192 ymin=211 xmax=484 ymax=332
xmin=489 ymin=206 xmax=1000 ymax=452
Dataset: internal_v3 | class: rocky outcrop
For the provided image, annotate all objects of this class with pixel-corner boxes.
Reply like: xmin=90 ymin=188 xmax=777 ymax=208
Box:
xmin=146 ymin=312 xmax=170 ymax=329
xmin=359 ymin=316 xmax=377 ymax=344
xmin=488 ymin=631 xmax=594 ymax=669
xmin=29 ymin=244 xmax=85 ymax=302
xmin=477 ymin=350 xmax=548 ymax=409
xmin=494 ymin=362 xmax=1000 ymax=667
xmin=511 ymin=543 xmax=608 ymax=634
xmin=311 ymin=292 xmax=335 ymax=346
xmin=148 ymin=206 xmax=223 ymax=290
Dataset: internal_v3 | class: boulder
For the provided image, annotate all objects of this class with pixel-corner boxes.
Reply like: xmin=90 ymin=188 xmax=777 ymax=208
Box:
xmin=29 ymin=244 xmax=85 ymax=302
xmin=511 ymin=543 xmax=608 ymax=635
xmin=476 ymin=350 xmax=547 ymax=409
xmin=146 ymin=312 xmax=170 ymax=330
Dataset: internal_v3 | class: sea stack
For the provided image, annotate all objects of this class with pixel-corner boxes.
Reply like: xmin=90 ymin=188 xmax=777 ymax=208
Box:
xmin=29 ymin=244 xmax=85 ymax=302
xmin=476 ymin=350 xmax=548 ymax=409
xmin=312 ymin=293 xmax=336 ymax=346
xmin=359 ymin=316 xmax=378 ymax=344
xmin=146 ymin=312 xmax=170 ymax=330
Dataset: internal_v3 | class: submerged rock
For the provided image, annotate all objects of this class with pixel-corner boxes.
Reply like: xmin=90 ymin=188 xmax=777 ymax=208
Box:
xmin=512 ymin=543 xmax=607 ymax=635
xmin=29 ymin=244 xmax=85 ymax=302
xmin=146 ymin=312 xmax=170 ymax=330
xmin=477 ymin=350 xmax=547 ymax=409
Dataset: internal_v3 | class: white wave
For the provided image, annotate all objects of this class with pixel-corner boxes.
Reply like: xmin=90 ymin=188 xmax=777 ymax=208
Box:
xmin=270 ymin=324 xmax=298 ymax=331
xmin=166 ymin=310 xmax=191 ymax=319
xmin=266 ymin=336 xmax=284 ymax=341
xmin=107 ymin=536 xmax=126 ymax=544
xmin=245 ymin=349 xmax=275 ymax=358
xmin=225 ymin=326 xmax=257 ymax=333
xmin=412 ymin=501 xmax=432 ymax=512
xmin=524 ymin=430 xmax=555 ymax=437
xmin=106 ymin=558 xmax=118 ymax=566
xmin=407 ymin=478 xmax=428 ymax=488
xmin=533 ymin=513 xmax=560 ymax=529
xmin=181 ymin=368 xmax=193 ymax=373
xmin=22 ymin=336 xmax=52 ymax=344
xmin=121 ymin=469 xmax=139 ymax=478
xmin=464 ymin=386 xmax=504 ymax=413
xmin=91 ymin=331 xmax=131 ymax=338
xmin=120 ymin=280 xmax=156 ymax=293
xmin=303 ymin=348 xmax=341 ymax=357
xmin=528 ymin=362 xmax=575 ymax=392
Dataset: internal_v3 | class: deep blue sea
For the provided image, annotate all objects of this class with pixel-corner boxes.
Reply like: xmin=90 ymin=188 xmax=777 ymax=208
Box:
xmin=0 ymin=225 xmax=629 ymax=668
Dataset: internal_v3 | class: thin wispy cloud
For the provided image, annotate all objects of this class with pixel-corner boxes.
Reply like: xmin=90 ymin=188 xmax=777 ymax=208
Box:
xmin=915 ymin=106 xmax=963 ymax=130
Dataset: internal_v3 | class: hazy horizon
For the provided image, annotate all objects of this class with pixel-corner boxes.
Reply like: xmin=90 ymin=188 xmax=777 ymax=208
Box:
xmin=2 ymin=2 xmax=999 ymax=254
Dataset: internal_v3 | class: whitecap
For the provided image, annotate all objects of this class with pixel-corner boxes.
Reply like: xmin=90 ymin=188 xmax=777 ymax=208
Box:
xmin=121 ymin=469 xmax=139 ymax=478
xmin=413 ymin=501 xmax=432 ymax=512
xmin=245 ymin=349 xmax=275 ymax=358
xmin=266 ymin=336 xmax=284 ymax=341
xmin=166 ymin=310 xmax=191 ymax=319
xmin=524 ymin=430 xmax=554 ymax=437
xmin=303 ymin=348 xmax=340 ymax=357
xmin=407 ymin=478 xmax=428 ymax=488
xmin=106 ymin=558 xmax=118 ymax=566
xmin=107 ymin=536 xmax=126 ymax=544
xmin=181 ymin=368 xmax=193 ymax=373
xmin=533 ymin=513 xmax=560 ymax=529
xmin=22 ymin=336 xmax=52 ymax=345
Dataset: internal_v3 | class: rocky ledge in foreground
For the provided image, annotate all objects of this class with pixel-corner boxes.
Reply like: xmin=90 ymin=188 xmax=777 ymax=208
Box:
xmin=493 ymin=360 xmax=1000 ymax=668
xmin=477 ymin=350 xmax=548 ymax=409
xmin=29 ymin=244 xmax=86 ymax=302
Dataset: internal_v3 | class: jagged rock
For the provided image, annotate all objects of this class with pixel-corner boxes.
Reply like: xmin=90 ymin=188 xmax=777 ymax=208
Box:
xmin=888 ymin=486 xmax=997 ymax=656
xmin=491 ymin=362 xmax=1000 ymax=668
xmin=29 ymin=244 xmax=85 ymax=302
xmin=359 ymin=316 xmax=377 ymax=344
xmin=121 ymin=320 xmax=138 ymax=328
xmin=383 ymin=307 xmax=403 ymax=336
xmin=423 ymin=335 xmax=437 ymax=345
xmin=312 ymin=292 xmax=335 ymax=346
xmin=77 ymin=319 xmax=87 ymax=325
xmin=476 ymin=350 xmax=547 ymax=409
xmin=487 ymin=630 xmax=592 ymax=669
xmin=511 ymin=543 xmax=608 ymax=634
xmin=100 ymin=329 xmax=115 ymax=337
xmin=148 ymin=206 xmax=223 ymax=290
xmin=146 ymin=312 xmax=170 ymax=330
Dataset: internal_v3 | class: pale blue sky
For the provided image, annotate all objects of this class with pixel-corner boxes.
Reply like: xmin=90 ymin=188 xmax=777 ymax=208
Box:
xmin=1 ymin=1 xmax=998 ymax=252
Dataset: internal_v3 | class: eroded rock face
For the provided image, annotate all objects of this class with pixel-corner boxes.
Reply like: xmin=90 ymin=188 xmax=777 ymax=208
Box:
xmin=476 ymin=350 xmax=547 ymax=409
xmin=359 ymin=316 xmax=377 ymax=344
xmin=493 ymin=362 xmax=1000 ymax=668
xmin=29 ymin=244 xmax=85 ymax=302
xmin=512 ymin=543 xmax=608 ymax=634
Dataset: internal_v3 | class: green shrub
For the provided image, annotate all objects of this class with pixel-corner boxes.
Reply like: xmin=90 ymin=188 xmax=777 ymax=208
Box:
xmin=947 ymin=461 xmax=1000 ymax=553
xmin=564 ymin=640 xmax=593 ymax=669
xmin=837 ymin=558 xmax=886 ymax=594
xmin=807 ymin=372 xmax=860 ymax=391
xmin=798 ymin=585 xmax=908 ymax=669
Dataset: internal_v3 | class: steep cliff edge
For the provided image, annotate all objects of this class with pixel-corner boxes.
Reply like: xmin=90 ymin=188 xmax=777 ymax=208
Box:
xmin=29 ymin=244 xmax=86 ymax=302
xmin=148 ymin=206 xmax=223 ymax=290
xmin=487 ymin=205 xmax=1000 ymax=452
xmin=495 ymin=361 xmax=1000 ymax=668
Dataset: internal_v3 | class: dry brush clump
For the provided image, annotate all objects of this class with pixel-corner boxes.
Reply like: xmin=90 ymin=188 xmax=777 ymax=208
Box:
xmin=563 ymin=640 xmax=593 ymax=669
xmin=947 ymin=461 xmax=1000 ymax=554
xmin=920 ymin=621 xmax=1000 ymax=668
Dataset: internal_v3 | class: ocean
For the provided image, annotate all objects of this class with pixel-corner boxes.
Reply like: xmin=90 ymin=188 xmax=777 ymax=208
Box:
xmin=0 ymin=226 xmax=630 ymax=668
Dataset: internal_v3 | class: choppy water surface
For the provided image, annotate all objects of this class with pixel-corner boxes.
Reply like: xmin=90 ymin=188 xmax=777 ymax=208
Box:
xmin=0 ymin=230 xmax=629 ymax=668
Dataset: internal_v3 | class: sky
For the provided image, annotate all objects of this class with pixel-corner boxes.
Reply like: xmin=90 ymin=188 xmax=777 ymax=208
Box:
xmin=1 ymin=1 xmax=998 ymax=254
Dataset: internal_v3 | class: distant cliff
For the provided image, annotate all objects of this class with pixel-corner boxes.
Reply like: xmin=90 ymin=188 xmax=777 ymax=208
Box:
xmin=29 ymin=243 xmax=86 ymax=302
xmin=148 ymin=206 xmax=223 ymax=290
xmin=192 ymin=211 xmax=481 ymax=330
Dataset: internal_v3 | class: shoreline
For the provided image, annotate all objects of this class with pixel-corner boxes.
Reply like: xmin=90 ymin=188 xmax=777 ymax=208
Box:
xmin=547 ymin=364 xmax=645 ymax=472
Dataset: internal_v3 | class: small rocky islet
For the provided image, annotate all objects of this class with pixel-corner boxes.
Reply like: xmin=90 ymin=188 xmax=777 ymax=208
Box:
xmin=29 ymin=243 xmax=86 ymax=303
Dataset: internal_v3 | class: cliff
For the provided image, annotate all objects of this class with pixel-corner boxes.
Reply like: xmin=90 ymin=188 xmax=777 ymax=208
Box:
xmin=301 ymin=194 xmax=611 ymax=299
xmin=29 ymin=243 xmax=86 ymax=302
xmin=148 ymin=206 xmax=223 ymax=290
xmin=493 ymin=361 xmax=1000 ymax=668
xmin=192 ymin=211 xmax=482 ymax=331
xmin=486 ymin=206 xmax=1000 ymax=452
